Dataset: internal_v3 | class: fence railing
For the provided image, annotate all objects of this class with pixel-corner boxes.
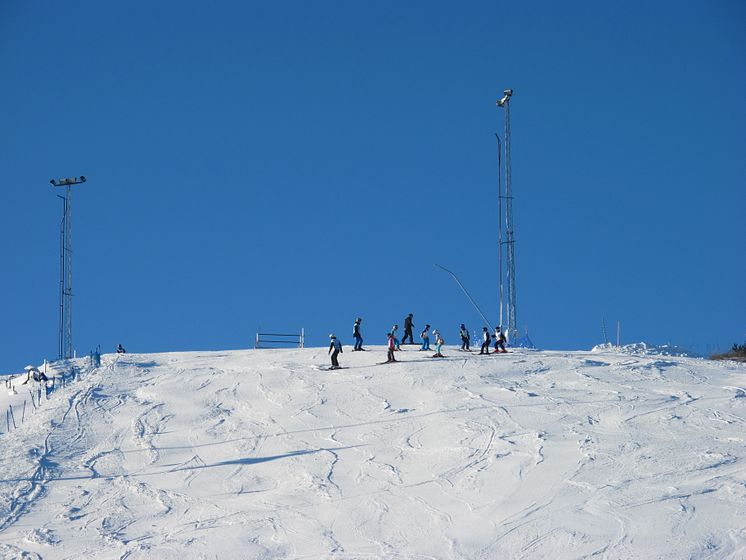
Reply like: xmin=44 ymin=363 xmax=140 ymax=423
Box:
xmin=255 ymin=329 xmax=305 ymax=349
xmin=2 ymin=362 xmax=82 ymax=435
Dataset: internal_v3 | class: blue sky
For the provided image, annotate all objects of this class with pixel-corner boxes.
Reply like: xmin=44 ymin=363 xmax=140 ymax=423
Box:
xmin=1 ymin=1 xmax=744 ymax=372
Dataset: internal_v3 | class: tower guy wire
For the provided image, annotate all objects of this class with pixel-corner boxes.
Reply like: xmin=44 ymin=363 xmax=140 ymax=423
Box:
xmin=435 ymin=264 xmax=493 ymax=330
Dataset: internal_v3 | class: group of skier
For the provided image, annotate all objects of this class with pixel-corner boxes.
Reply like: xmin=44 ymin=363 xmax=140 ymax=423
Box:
xmin=328 ymin=314 xmax=508 ymax=369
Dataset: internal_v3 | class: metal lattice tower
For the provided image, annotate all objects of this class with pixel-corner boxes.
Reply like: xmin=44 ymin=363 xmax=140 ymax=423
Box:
xmin=497 ymin=89 xmax=518 ymax=342
xmin=51 ymin=176 xmax=87 ymax=360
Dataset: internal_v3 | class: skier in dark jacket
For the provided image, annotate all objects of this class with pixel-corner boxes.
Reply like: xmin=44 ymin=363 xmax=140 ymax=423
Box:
xmin=328 ymin=334 xmax=343 ymax=369
xmin=116 ymin=344 xmax=126 ymax=354
xmin=402 ymin=314 xmax=415 ymax=344
xmin=352 ymin=318 xmax=364 ymax=351
xmin=479 ymin=327 xmax=491 ymax=355
xmin=459 ymin=324 xmax=470 ymax=351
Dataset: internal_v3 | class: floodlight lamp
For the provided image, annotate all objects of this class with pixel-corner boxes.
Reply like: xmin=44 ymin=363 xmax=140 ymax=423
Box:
xmin=497 ymin=89 xmax=513 ymax=108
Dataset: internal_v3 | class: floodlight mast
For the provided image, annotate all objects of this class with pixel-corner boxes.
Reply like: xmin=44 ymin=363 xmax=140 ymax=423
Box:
xmin=495 ymin=133 xmax=503 ymax=329
xmin=50 ymin=176 xmax=87 ymax=360
xmin=496 ymin=89 xmax=518 ymax=343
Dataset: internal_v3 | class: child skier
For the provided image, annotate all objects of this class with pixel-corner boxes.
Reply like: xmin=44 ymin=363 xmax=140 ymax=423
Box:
xmin=391 ymin=324 xmax=401 ymax=350
xmin=328 ymin=334 xmax=343 ymax=369
xmin=353 ymin=318 xmax=364 ymax=351
xmin=420 ymin=324 xmax=431 ymax=351
xmin=459 ymin=324 xmax=470 ymax=351
xmin=479 ymin=327 xmax=491 ymax=355
xmin=494 ymin=326 xmax=507 ymax=353
xmin=432 ymin=330 xmax=445 ymax=358
xmin=386 ymin=332 xmax=397 ymax=363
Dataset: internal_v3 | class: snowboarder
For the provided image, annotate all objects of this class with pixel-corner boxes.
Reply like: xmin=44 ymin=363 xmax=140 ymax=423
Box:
xmin=352 ymin=318 xmax=364 ymax=351
xmin=328 ymin=334 xmax=343 ymax=369
xmin=386 ymin=332 xmax=397 ymax=363
xmin=391 ymin=324 xmax=401 ymax=350
xmin=116 ymin=343 xmax=126 ymax=354
xmin=402 ymin=313 xmax=415 ymax=344
xmin=420 ymin=324 xmax=431 ymax=351
xmin=432 ymin=330 xmax=445 ymax=358
xmin=479 ymin=327 xmax=491 ymax=355
xmin=494 ymin=326 xmax=507 ymax=353
xmin=459 ymin=324 xmax=470 ymax=351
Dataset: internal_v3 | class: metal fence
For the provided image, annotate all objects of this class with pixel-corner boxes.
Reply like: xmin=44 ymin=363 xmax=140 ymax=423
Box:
xmin=254 ymin=329 xmax=305 ymax=349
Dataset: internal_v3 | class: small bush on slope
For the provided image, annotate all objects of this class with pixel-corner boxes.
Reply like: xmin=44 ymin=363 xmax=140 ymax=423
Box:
xmin=710 ymin=340 xmax=746 ymax=362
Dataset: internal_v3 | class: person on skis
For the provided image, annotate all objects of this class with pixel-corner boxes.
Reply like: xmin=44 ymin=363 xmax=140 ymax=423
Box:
xmin=432 ymin=329 xmax=445 ymax=358
xmin=328 ymin=334 xmax=343 ymax=369
xmin=402 ymin=313 xmax=415 ymax=344
xmin=479 ymin=327 xmax=491 ymax=355
xmin=391 ymin=324 xmax=401 ymax=350
xmin=420 ymin=324 xmax=431 ymax=351
xmin=494 ymin=326 xmax=507 ymax=353
xmin=459 ymin=324 xmax=470 ymax=351
xmin=353 ymin=318 xmax=364 ymax=351
xmin=386 ymin=332 xmax=397 ymax=363
xmin=116 ymin=343 xmax=126 ymax=354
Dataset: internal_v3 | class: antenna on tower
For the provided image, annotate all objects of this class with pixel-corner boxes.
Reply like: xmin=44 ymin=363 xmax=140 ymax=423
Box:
xmin=496 ymin=89 xmax=519 ymax=344
xmin=50 ymin=175 xmax=88 ymax=360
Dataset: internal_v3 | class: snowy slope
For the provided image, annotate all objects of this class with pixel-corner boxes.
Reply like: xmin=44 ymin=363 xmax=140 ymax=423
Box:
xmin=0 ymin=347 xmax=744 ymax=559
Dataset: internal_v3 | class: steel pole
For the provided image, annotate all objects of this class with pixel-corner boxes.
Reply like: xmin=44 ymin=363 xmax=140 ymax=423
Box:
xmin=496 ymin=133 xmax=503 ymax=329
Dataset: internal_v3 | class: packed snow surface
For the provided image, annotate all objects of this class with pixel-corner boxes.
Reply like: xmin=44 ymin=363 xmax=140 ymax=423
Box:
xmin=0 ymin=347 xmax=744 ymax=559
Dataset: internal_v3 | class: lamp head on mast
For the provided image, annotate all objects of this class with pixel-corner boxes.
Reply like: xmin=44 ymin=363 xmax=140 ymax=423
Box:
xmin=50 ymin=176 xmax=87 ymax=187
xmin=496 ymin=89 xmax=513 ymax=107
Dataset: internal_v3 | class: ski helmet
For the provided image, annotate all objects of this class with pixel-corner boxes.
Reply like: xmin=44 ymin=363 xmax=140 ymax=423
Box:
xmin=329 ymin=333 xmax=336 ymax=338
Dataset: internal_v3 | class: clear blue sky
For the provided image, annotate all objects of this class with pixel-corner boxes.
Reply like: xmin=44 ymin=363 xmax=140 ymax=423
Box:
xmin=2 ymin=1 xmax=744 ymax=372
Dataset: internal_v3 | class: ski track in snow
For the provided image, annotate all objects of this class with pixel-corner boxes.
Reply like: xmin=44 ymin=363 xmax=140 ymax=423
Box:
xmin=0 ymin=348 xmax=744 ymax=559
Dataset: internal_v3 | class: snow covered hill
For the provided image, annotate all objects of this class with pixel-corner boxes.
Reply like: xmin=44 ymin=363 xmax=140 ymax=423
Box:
xmin=0 ymin=347 xmax=744 ymax=559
